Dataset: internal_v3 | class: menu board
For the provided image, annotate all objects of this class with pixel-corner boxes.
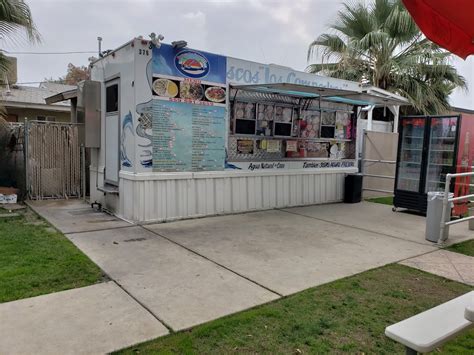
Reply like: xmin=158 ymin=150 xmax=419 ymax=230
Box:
xmin=152 ymin=100 xmax=225 ymax=171
xmin=191 ymin=105 xmax=226 ymax=171
xmin=151 ymin=44 xmax=227 ymax=172
xmin=152 ymin=100 xmax=192 ymax=171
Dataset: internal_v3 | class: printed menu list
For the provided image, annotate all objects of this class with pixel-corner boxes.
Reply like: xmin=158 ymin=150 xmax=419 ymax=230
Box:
xmin=191 ymin=106 xmax=226 ymax=171
xmin=152 ymin=100 xmax=192 ymax=171
xmin=152 ymin=99 xmax=226 ymax=172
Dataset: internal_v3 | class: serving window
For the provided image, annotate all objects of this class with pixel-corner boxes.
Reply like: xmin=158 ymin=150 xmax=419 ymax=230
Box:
xmin=228 ymin=88 xmax=356 ymax=162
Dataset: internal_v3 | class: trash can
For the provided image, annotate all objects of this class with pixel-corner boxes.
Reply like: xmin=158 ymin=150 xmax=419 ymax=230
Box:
xmin=425 ymin=192 xmax=453 ymax=243
xmin=344 ymin=174 xmax=363 ymax=203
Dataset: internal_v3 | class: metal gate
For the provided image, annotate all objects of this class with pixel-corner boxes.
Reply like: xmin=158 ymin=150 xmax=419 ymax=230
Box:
xmin=25 ymin=121 xmax=84 ymax=200
xmin=361 ymin=130 xmax=398 ymax=197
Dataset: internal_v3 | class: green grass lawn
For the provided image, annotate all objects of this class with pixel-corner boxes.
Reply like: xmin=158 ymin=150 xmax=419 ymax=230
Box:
xmin=117 ymin=264 xmax=473 ymax=354
xmin=0 ymin=207 xmax=104 ymax=303
xmin=447 ymin=239 xmax=474 ymax=257
xmin=366 ymin=196 xmax=394 ymax=206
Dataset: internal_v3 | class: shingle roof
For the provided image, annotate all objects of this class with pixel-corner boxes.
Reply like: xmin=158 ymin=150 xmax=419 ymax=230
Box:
xmin=0 ymin=82 xmax=75 ymax=107
xmin=39 ymin=82 xmax=76 ymax=94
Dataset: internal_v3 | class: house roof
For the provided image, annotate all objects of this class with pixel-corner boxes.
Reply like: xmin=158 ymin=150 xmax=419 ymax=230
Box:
xmin=39 ymin=82 xmax=76 ymax=94
xmin=0 ymin=82 xmax=75 ymax=111
xmin=451 ymin=106 xmax=474 ymax=115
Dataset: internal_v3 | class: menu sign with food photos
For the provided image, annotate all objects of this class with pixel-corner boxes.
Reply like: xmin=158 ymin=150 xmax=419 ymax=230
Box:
xmin=151 ymin=44 xmax=227 ymax=172
xmin=152 ymin=77 xmax=226 ymax=105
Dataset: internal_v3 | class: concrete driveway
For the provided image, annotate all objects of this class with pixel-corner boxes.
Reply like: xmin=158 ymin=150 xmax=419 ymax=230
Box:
xmin=27 ymin=200 xmax=473 ymax=336
xmin=145 ymin=209 xmax=433 ymax=296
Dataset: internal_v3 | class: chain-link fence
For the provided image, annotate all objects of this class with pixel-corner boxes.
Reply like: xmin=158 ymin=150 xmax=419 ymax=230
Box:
xmin=25 ymin=121 xmax=84 ymax=200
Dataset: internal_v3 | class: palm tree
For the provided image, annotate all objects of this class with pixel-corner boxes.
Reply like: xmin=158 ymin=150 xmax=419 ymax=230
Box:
xmin=307 ymin=0 xmax=466 ymax=115
xmin=0 ymin=0 xmax=40 ymax=74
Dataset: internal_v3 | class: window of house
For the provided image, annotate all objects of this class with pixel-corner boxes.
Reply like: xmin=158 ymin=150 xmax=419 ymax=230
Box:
xmin=106 ymin=84 xmax=119 ymax=113
xmin=5 ymin=114 xmax=18 ymax=122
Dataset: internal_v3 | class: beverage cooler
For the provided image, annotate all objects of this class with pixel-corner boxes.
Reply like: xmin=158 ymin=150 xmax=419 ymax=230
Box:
xmin=394 ymin=115 xmax=474 ymax=216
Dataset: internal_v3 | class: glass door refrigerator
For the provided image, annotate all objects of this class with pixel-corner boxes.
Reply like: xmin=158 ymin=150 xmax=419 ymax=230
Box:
xmin=394 ymin=115 xmax=462 ymax=214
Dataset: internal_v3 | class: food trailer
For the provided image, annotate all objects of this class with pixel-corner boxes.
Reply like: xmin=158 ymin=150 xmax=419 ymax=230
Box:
xmin=82 ymin=37 xmax=407 ymax=223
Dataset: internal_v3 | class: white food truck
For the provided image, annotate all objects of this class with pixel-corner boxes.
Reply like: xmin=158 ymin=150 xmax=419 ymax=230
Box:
xmin=75 ymin=37 xmax=407 ymax=223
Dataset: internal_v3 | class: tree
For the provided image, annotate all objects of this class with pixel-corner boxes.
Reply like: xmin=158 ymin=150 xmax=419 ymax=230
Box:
xmin=0 ymin=0 xmax=40 ymax=73
xmin=45 ymin=63 xmax=90 ymax=85
xmin=307 ymin=0 xmax=466 ymax=115
xmin=0 ymin=0 xmax=38 ymax=192
xmin=62 ymin=63 xmax=90 ymax=85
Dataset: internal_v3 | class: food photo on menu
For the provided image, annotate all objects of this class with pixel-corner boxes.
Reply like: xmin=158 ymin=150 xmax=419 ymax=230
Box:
xmin=152 ymin=76 xmax=226 ymax=104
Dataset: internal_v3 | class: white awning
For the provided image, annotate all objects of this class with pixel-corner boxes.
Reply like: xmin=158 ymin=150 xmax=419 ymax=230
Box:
xmin=232 ymin=82 xmax=410 ymax=106
xmin=45 ymin=88 xmax=77 ymax=105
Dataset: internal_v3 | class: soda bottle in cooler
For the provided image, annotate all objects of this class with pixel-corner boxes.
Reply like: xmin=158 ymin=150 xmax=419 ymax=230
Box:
xmin=455 ymin=132 xmax=470 ymax=213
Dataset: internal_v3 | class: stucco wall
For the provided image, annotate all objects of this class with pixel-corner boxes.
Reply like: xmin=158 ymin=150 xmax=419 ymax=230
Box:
xmin=5 ymin=107 xmax=71 ymax=122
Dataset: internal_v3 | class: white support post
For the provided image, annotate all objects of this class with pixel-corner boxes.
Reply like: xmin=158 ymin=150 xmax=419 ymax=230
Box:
xmin=367 ymin=105 xmax=375 ymax=131
xmin=389 ymin=105 xmax=400 ymax=133
xmin=438 ymin=174 xmax=451 ymax=245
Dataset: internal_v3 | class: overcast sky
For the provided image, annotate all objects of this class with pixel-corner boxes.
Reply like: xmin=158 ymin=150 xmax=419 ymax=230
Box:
xmin=3 ymin=0 xmax=473 ymax=108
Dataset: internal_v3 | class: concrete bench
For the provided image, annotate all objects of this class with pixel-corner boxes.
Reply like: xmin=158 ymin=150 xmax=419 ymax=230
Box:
xmin=385 ymin=291 xmax=474 ymax=354
xmin=466 ymin=301 xmax=474 ymax=322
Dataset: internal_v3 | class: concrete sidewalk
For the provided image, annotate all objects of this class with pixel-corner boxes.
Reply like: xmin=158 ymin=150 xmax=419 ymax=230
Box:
xmin=401 ymin=250 xmax=474 ymax=285
xmin=284 ymin=202 xmax=472 ymax=246
xmin=19 ymin=199 xmax=472 ymax=354
xmin=27 ymin=200 xmax=130 ymax=234
xmin=0 ymin=282 xmax=168 ymax=355
xmin=68 ymin=226 xmax=279 ymax=330
xmin=145 ymin=208 xmax=435 ymax=296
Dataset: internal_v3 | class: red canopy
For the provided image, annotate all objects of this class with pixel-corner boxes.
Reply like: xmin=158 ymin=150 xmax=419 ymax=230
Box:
xmin=402 ymin=0 xmax=474 ymax=59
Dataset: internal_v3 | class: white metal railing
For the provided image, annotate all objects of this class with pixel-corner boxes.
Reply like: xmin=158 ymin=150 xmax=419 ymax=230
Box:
xmin=438 ymin=171 xmax=474 ymax=244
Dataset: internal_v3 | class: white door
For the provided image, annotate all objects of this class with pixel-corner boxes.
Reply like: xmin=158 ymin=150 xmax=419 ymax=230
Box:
xmin=105 ymin=79 xmax=120 ymax=185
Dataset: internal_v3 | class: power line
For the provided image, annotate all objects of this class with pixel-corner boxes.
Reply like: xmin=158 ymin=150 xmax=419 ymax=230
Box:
xmin=0 ymin=81 xmax=68 ymax=86
xmin=0 ymin=50 xmax=96 ymax=55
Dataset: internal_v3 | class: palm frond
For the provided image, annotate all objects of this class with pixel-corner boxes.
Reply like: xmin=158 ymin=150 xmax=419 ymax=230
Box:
xmin=0 ymin=0 xmax=40 ymax=44
xmin=334 ymin=1 xmax=376 ymax=40
xmin=306 ymin=0 xmax=466 ymax=114
xmin=384 ymin=3 xmax=418 ymax=44
xmin=308 ymin=33 xmax=347 ymax=62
